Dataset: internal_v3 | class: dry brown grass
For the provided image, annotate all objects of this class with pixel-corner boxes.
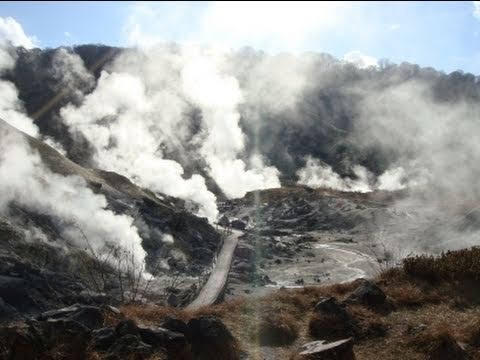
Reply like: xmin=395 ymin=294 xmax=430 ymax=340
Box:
xmin=384 ymin=283 xmax=442 ymax=308
xmin=308 ymin=312 xmax=354 ymax=341
xmin=348 ymin=305 xmax=388 ymax=340
xmin=258 ymin=312 xmax=299 ymax=346
xmin=403 ymin=247 xmax=480 ymax=282
xmin=459 ymin=318 xmax=480 ymax=347
xmin=112 ymin=248 xmax=480 ymax=359
xmin=410 ymin=323 xmax=466 ymax=360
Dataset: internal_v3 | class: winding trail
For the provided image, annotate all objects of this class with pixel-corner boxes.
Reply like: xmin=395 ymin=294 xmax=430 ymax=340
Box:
xmin=187 ymin=229 xmax=242 ymax=309
xmin=315 ymin=243 xmax=378 ymax=281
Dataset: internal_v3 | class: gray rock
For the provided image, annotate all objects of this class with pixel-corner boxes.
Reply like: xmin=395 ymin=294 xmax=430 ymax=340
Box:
xmin=346 ymin=279 xmax=387 ymax=308
xmin=37 ymin=304 xmax=104 ymax=330
xmin=314 ymin=297 xmax=349 ymax=320
xmin=159 ymin=316 xmax=188 ymax=335
xmin=91 ymin=327 xmax=116 ymax=350
xmin=218 ymin=215 xmax=230 ymax=227
xmin=297 ymin=338 xmax=355 ymax=359
xmin=234 ymin=243 xmax=255 ymax=260
xmin=231 ymin=219 xmax=247 ymax=230
xmin=187 ymin=316 xmax=237 ymax=360
xmin=108 ymin=334 xmax=152 ymax=358
xmin=115 ymin=318 xmax=139 ymax=337
xmin=138 ymin=325 xmax=186 ymax=350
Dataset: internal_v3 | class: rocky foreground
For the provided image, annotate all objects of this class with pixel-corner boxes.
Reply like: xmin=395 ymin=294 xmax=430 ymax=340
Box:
xmin=2 ymin=247 xmax=480 ymax=359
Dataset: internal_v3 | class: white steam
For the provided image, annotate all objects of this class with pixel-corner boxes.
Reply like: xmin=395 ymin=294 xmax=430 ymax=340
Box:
xmin=297 ymin=156 xmax=372 ymax=192
xmin=343 ymin=51 xmax=378 ymax=69
xmin=0 ymin=122 xmax=146 ymax=267
xmin=181 ymin=51 xmax=280 ymax=198
xmin=60 ymin=69 xmax=218 ymax=221
xmin=297 ymin=157 xmax=419 ymax=193
xmin=0 ymin=40 xmax=38 ymax=137
xmin=60 ymin=45 xmax=281 ymax=219
xmin=0 ymin=23 xmax=146 ymax=268
xmin=50 ymin=48 xmax=95 ymax=98
xmin=376 ymin=167 xmax=406 ymax=191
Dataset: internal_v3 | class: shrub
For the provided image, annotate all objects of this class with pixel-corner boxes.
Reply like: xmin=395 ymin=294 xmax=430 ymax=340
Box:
xmin=411 ymin=324 xmax=466 ymax=360
xmin=347 ymin=305 xmax=387 ymax=339
xmin=386 ymin=283 xmax=440 ymax=308
xmin=258 ymin=312 xmax=299 ymax=346
xmin=403 ymin=247 xmax=480 ymax=283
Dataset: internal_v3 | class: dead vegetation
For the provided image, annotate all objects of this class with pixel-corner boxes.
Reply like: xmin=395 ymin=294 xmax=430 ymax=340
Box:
xmin=116 ymin=246 xmax=480 ymax=359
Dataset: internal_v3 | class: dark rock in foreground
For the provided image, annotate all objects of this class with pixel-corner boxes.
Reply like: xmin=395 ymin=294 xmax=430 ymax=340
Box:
xmin=345 ymin=279 xmax=388 ymax=309
xmin=309 ymin=297 xmax=355 ymax=341
xmin=187 ymin=316 xmax=238 ymax=360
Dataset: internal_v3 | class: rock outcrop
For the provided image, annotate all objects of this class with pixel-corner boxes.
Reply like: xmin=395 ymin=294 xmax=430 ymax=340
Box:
xmin=296 ymin=338 xmax=355 ymax=360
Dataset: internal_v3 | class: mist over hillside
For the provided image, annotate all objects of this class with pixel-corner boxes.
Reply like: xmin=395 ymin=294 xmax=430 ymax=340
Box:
xmin=2 ymin=3 xmax=480 ymax=358
xmin=3 ymin=43 xmax=480 ymax=244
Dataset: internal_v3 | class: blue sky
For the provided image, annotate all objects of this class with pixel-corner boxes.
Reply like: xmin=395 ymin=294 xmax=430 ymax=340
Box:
xmin=1 ymin=1 xmax=480 ymax=74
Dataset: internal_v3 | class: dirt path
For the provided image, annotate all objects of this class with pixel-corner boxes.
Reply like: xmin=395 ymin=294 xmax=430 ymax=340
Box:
xmin=187 ymin=229 xmax=242 ymax=309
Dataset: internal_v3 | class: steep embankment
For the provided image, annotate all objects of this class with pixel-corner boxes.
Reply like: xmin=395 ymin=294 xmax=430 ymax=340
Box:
xmin=0 ymin=118 xmax=222 ymax=321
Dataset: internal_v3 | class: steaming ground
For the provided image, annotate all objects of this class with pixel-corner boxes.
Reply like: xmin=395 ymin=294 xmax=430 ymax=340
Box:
xmin=219 ymin=186 xmax=478 ymax=299
xmin=1 ymin=24 xmax=480 ymax=313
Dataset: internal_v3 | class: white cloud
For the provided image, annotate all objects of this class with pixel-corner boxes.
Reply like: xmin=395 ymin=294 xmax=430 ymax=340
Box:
xmin=474 ymin=1 xmax=480 ymax=19
xmin=0 ymin=17 xmax=37 ymax=48
xmin=124 ymin=2 xmax=351 ymax=51
xmin=343 ymin=50 xmax=378 ymax=69
xmin=197 ymin=1 xmax=349 ymax=51
xmin=388 ymin=24 xmax=400 ymax=31
xmin=64 ymin=31 xmax=71 ymax=38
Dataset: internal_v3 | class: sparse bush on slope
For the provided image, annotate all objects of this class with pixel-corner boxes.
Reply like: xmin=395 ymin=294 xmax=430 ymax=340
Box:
xmin=403 ymin=247 xmax=480 ymax=282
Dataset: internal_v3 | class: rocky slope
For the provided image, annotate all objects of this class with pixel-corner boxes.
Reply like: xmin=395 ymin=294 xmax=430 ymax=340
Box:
xmin=0 ymin=118 xmax=222 ymax=321
xmin=218 ymin=186 xmax=477 ymax=298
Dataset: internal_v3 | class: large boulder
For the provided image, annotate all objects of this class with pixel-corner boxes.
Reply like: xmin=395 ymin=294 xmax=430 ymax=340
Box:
xmin=91 ymin=327 xmax=117 ymax=350
xmin=0 ymin=323 xmax=44 ymax=360
xmin=108 ymin=334 xmax=152 ymax=359
xmin=20 ymin=318 xmax=91 ymax=360
xmin=187 ymin=316 xmax=238 ymax=360
xmin=0 ymin=296 xmax=20 ymax=322
xmin=0 ymin=275 xmax=42 ymax=316
xmin=314 ymin=297 xmax=350 ymax=321
xmin=234 ymin=242 xmax=255 ymax=260
xmin=139 ymin=325 xmax=186 ymax=349
xmin=295 ymin=338 xmax=355 ymax=360
xmin=309 ymin=297 xmax=354 ymax=341
xmin=0 ymin=305 xmax=106 ymax=360
xmin=159 ymin=316 xmax=189 ymax=335
xmin=115 ymin=318 xmax=140 ymax=337
xmin=218 ymin=215 xmax=230 ymax=228
xmin=345 ymin=279 xmax=387 ymax=309
xmin=427 ymin=337 xmax=467 ymax=360
xmin=230 ymin=219 xmax=247 ymax=230
xmin=139 ymin=325 xmax=188 ymax=358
